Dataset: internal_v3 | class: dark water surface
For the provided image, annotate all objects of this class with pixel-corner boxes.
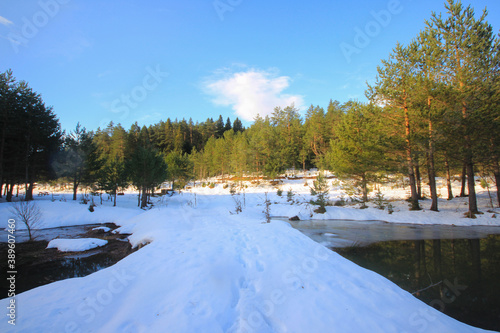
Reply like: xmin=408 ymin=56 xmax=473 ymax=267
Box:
xmin=290 ymin=220 xmax=500 ymax=331
xmin=0 ymin=223 xmax=134 ymax=296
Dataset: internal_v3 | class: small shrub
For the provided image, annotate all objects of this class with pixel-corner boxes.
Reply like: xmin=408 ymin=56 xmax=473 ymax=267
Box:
xmin=387 ymin=203 xmax=394 ymax=214
xmin=314 ymin=206 xmax=326 ymax=214
xmin=233 ymin=195 xmax=242 ymax=214
xmin=80 ymin=193 xmax=90 ymax=204
xmin=263 ymin=192 xmax=271 ymax=223
xmin=342 ymin=181 xmax=363 ymax=203
xmin=229 ymin=183 xmax=237 ymax=195
xmin=277 ymin=188 xmax=283 ymax=197
xmin=373 ymin=189 xmax=386 ymax=210
xmin=286 ymin=188 xmax=295 ymax=203
xmin=10 ymin=200 xmax=42 ymax=241
xmin=310 ymin=172 xmax=329 ymax=214
xmin=334 ymin=196 xmax=346 ymax=206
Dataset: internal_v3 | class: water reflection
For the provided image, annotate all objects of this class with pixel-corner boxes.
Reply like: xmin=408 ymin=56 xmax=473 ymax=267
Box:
xmin=335 ymin=236 xmax=500 ymax=331
xmin=0 ymin=223 xmax=134 ymax=296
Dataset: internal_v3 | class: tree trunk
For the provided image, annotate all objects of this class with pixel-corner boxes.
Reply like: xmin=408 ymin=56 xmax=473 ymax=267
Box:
xmin=444 ymin=155 xmax=454 ymax=200
xmin=494 ymin=166 xmax=500 ymax=208
xmin=361 ymin=173 xmax=368 ymax=204
xmin=427 ymin=118 xmax=438 ymax=211
xmin=427 ymin=154 xmax=438 ymax=212
xmin=25 ymin=181 xmax=34 ymax=201
xmin=72 ymin=174 xmax=79 ymax=201
xmin=460 ymin=164 xmax=467 ymax=197
xmin=404 ymin=102 xmax=420 ymax=210
xmin=460 ymin=96 xmax=478 ymax=216
xmin=113 ymin=190 xmax=117 ymax=207
xmin=491 ymin=148 xmax=500 ymax=207
xmin=141 ymin=186 xmax=148 ymax=208
xmin=466 ymin=159 xmax=479 ymax=216
xmin=415 ymin=158 xmax=422 ymax=199
xmin=6 ymin=182 xmax=13 ymax=202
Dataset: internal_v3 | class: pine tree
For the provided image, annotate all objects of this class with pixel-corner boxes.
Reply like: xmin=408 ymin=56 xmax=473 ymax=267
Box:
xmin=271 ymin=105 xmax=303 ymax=171
xmin=412 ymin=29 xmax=449 ymax=211
xmin=368 ymin=43 xmax=421 ymax=210
xmin=427 ymin=0 xmax=497 ymax=216
xmin=328 ymin=102 xmax=387 ymax=204
xmin=215 ymin=115 xmax=225 ymax=138
xmin=303 ymin=105 xmax=329 ymax=168
xmin=128 ymin=146 xmax=168 ymax=208
xmin=92 ymin=123 xmax=129 ymax=206
xmin=310 ymin=172 xmax=329 ymax=213
xmin=55 ymin=123 xmax=94 ymax=201
xmin=224 ymin=117 xmax=232 ymax=132
xmin=0 ymin=71 xmax=62 ymax=201
xmin=165 ymin=151 xmax=192 ymax=190
xmin=232 ymin=117 xmax=244 ymax=132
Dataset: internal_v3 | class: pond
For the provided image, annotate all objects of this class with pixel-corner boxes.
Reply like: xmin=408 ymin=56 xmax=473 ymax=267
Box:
xmin=0 ymin=223 xmax=135 ymax=296
xmin=289 ymin=220 xmax=500 ymax=331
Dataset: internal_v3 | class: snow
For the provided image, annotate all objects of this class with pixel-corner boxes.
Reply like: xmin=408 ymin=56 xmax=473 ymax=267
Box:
xmin=46 ymin=238 xmax=108 ymax=252
xmin=92 ymin=226 xmax=112 ymax=232
xmin=0 ymin=178 xmax=498 ymax=332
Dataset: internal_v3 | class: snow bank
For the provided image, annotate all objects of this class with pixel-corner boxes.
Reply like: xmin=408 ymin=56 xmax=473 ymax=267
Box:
xmin=92 ymin=226 xmax=111 ymax=232
xmin=46 ymin=238 xmax=108 ymax=252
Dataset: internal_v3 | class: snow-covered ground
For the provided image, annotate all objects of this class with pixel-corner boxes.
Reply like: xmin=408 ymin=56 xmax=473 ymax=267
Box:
xmin=1 ymin=178 xmax=499 ymax=332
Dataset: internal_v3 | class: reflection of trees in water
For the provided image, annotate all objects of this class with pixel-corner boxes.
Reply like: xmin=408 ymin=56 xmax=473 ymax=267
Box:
xmin=335 ymin=235 xmax=500 ymax=331
xmin=60 ymin=256 xmax=114 ymax=278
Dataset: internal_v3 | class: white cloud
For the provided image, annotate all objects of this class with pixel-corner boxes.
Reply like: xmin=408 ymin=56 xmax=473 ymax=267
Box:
xmin=0 ymin=16 xmax=13 ymax=26
xmin=204 ymin=68 xmax=304 ymax=121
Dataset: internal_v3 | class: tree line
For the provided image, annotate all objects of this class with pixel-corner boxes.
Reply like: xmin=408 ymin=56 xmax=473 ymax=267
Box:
xmin=1 ymin=0 xmax=498 ymax=216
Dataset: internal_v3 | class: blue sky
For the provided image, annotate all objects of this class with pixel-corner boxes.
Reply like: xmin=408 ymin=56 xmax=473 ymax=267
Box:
xmin=1 ymin=0 xmax=499 ymax=132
